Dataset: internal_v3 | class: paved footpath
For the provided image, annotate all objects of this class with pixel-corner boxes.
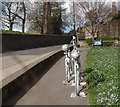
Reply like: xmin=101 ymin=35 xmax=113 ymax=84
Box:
xmin=16 ymin=48 xmax=90 ymax=105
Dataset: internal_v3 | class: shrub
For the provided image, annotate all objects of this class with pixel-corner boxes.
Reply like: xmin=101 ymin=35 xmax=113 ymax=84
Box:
xmin=95 ymin=36 xmax=119 ymax=41
xmin=78 ymin=36 xmax=85 ymax=40
xmin=86 ymin=38 xmax=93 ymax=46
xmin=85 ymin=36 xmax=119 ymax=47
xmin=96 ymin=36 xmax=119 ymax=47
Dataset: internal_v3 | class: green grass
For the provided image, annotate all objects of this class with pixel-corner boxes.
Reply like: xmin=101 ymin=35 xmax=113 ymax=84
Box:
xmin=0 ymin=30 xmax=25 ymax=34
xmin=85 ymin=47 xmax=119 ymax=105
xmin=0 ymin=30 xmax=45 ymax=35
xmin=86 ymin=38 xmax=93 ymax=46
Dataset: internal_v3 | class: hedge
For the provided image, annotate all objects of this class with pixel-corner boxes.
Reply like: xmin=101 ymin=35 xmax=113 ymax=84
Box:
xmin=78 ymin=36 xmax=85 ymax=40
xmin=95 ymin=36 xmax=119 ymax=41
xmin=86 ymin=36 xmax=119 ymax=46
xmin=85 ymin=38 xmax=93 ymax=46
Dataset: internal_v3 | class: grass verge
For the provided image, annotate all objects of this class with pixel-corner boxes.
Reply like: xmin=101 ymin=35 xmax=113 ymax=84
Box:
xmin=85 ymin=47 xmax=119 ymax=106
xmin=0 ymin=30 xmax=25 ymax=34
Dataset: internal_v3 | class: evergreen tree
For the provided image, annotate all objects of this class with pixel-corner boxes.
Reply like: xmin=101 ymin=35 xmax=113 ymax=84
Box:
xmin=49 ymin=2 xmax=62 ymax=34
xmin=27 ymin=2 xmax=68 ymax=34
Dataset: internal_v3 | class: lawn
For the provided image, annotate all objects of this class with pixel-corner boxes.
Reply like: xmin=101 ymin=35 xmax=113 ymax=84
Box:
xmin=85 ymin=47 xmax=119 ymax=105
xmin=0 ymin=30 xmax=24 ymax=34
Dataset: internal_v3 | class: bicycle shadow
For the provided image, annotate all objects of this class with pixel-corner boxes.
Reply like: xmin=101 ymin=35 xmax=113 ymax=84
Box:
xmin=79 ymin=68 xmax=94 ymax=95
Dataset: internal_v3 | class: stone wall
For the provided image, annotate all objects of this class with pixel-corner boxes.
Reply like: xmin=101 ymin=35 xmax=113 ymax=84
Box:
xmin=1 ymin=33 xmax=72 ymax=53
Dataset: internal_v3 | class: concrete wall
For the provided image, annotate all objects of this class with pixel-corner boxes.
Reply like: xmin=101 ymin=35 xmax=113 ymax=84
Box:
xmin=1 ymin=33 xmax=72 ymax=52
xmin=2 ymin=46 xmax=73 ymax=105
xmin=2 ymin=50 xmax=64 ymax=105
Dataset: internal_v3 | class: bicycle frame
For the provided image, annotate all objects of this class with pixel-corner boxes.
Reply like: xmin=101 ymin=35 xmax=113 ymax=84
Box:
xmin=62 ymin=35 xmax=82 ymax=96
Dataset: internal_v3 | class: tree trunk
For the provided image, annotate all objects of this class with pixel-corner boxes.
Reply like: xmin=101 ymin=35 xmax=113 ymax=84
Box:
xmin=92 ymin=35 xmax=94 ymax=41
xmin=9 ymin=22 xmax=13 ymax=31
xmin=8 ymin=6 xmax=12 ymax=31
xmin=41 ymin=25 xmax=43 ymax=34
xmin=43 ymin=2 xmax=51 ymax=34
xmin=22 ymin=2 xmax=26 ymax=33
xmin=22 ymin=20 xmax=25 ymax=33
xmin=97 ymin=30 xmax=99 ymax=38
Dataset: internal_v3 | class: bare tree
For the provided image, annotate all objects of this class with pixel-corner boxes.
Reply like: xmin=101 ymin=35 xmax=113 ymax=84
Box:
xmin=69 ymin=1 xmax=77 ymax=34
xmin=69 ymin=1 xmax=85 ymax=42
xmin=78 ymin=1 xmax=111 ymax=41
xmin=1 ymin=2 xmax=27 ymax=32
xmin=69 ymin=1 xmax=111 ymax=42
xmin=1 ymin=2 xmax=19 ymax=31
xmin=69 ymin=2 xmax=84 ymax=29
xmin=27 ymin=2 xmax=68 ymax=34
xmin=26 ymin=2 xmax=44 ymax=34
xmin=10 ymin=2 xmax=26 ymax=33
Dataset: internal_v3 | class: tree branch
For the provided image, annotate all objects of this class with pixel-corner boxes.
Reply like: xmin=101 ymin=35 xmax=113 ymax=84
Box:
xmin=10 ymin=11 xmax=23 ymax=20
xmin=2 ymin=22 xmax=9 ymax=28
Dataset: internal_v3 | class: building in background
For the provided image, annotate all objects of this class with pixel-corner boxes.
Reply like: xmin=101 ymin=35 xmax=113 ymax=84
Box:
xmin=80 ymin=2 xmax=120 ymax=39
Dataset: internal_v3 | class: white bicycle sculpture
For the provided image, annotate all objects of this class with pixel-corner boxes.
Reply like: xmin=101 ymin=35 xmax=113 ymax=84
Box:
xmin=62 ymin=36 xmax=82 ymax=96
